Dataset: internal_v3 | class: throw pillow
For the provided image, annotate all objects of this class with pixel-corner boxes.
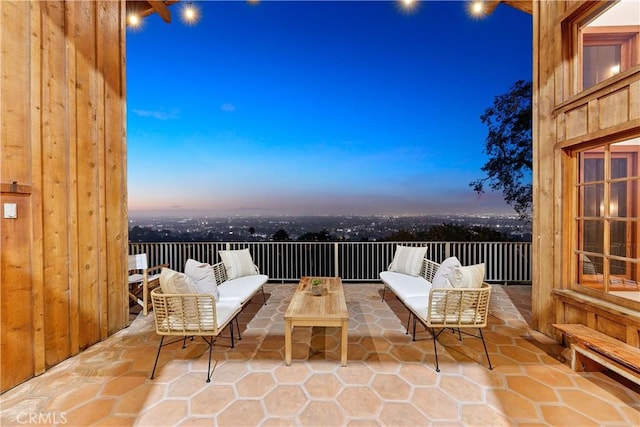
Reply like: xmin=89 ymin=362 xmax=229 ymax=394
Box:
xmin=185 ymin=258 xmax=220 ymax=301
xmin=389 ymin=245 xmax=428 ymax=276
xmin=449 ymin=263 xmax=485 ymax=289
xmin=219 ymin=248 xmax=257 ymax=280
xmin=431 ymin=256 xmax=461 ymax=288
xmin=159 ymin=267 xmax=198 ymax=294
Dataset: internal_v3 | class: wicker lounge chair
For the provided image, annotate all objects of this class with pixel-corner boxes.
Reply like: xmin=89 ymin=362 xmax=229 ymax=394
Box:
xmin=150 ymin=287 xmax=242 ymax=382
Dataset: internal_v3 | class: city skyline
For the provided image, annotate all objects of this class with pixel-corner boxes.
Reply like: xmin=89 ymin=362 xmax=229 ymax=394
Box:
xmin=126 ymin=1 xmax=532 ymax=216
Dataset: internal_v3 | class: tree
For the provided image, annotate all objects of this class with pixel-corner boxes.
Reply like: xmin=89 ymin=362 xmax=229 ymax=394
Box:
xmin=272 ymin=229 xmax=291 ymax=241
xmin=471 ymin=80 xmax=532 ymax=219
xmin=298 ymin=229 xmax=333 ymax=242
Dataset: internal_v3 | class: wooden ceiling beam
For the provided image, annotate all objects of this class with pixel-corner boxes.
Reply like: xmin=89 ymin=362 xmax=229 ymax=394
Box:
xmin=503 ymin=0 xmax=533 ymax=15
xmin=483 ymin=1 xmax=502 ymax=16
xmin=148 ymin=1 xmax=172 ymax=23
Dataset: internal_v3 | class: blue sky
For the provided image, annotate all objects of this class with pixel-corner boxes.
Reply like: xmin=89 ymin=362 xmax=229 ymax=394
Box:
xmin=126 ymin=0 xmax=532 ymax=216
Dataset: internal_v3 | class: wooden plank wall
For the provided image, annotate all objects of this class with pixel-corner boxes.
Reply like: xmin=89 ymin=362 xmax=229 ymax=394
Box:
xmin=533 ymin=0 xmax=640 ymax=341
xmin=531 ymin=0 xmax=570 ymax=337
xmin=1 ymin=0 xmax=128 ymax=392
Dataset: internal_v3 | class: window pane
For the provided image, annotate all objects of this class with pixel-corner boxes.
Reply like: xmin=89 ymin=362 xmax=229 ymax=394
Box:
xmin=579 ymin=151 xmax=604 ymax=183
xmin=579 ymin=183 xmax=604 ymax=217
xmin=581 ymin=219 xmax=603 ymax=253
xmin=579 ymin=254 xmax=604 ymax=291
xmin=611 ymin=157 xmax=628 ymax=179
xmin=583 ymin=44 xmax=621 ymax=88
xmin=610 ymin=181 xmax=626 ymax=217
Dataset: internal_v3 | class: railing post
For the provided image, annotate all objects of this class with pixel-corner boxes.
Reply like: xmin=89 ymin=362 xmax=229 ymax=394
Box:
xmin=334 ymin=242 xmax=340 ymax=278
xmin=445 ymin=242 xmax=451 ymax=259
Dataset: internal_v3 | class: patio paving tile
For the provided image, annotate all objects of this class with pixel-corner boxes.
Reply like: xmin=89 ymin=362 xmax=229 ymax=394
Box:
xmin=1 ymin=283 xmax=639 ymax=427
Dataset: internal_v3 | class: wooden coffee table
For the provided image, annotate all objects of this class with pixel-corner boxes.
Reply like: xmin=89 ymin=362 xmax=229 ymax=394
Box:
xmin=284 ymin=276 xmax=349 ymax=366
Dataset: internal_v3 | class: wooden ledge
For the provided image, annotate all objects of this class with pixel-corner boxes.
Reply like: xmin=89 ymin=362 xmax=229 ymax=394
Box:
xmin=1 ymin=182 xmax=32 ymax=194
xmin=553 ymin=290 xmax=640 ymax=328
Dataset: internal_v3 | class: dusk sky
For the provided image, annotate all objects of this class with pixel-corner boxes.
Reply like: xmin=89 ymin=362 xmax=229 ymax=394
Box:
xmin=126 ymin=0 xmax=532 ymax=217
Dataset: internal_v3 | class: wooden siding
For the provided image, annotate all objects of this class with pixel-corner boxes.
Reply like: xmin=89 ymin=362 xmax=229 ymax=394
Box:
xmin=0 ymin=0 xmax=128 ymax=392
xmin=534 ymin=1 xmax=640 ymax=344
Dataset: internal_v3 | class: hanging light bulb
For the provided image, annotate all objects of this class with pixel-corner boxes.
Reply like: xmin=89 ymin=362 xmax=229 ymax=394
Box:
xmin=127 ymin=12 xmax=142 ymax=28
xmin=181 ymin=3 xmax=200 ymax=25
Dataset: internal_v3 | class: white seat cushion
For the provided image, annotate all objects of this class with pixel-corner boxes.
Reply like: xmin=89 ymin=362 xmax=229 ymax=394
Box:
xmin=214 ymin=301 xmax=243 ymax=329
xmin=218 ymin=274 xmax=268 ymax=304
xmin=403 ymin=295 xmax=429 ymax=323
xmin=128 ymin=273 xmax=144 ymax=284
xmin=380 ymin=271 xmax=431 ymax=300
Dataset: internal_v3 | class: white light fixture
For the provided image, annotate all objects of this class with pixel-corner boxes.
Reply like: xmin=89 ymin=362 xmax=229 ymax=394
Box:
xmin=127 ymin=13 xmax=142 ymax=28
xmin=181 ymin=3 xmax=200 ymax=25
xmin=398 ymin=0 xmax=419 ymax=13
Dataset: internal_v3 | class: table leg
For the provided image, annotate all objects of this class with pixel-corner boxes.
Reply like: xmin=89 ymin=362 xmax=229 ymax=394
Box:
xmin=341 ymin=319 xmax=348 ymax=366
xmin=285 ymin=318 xmax=292 ymax=366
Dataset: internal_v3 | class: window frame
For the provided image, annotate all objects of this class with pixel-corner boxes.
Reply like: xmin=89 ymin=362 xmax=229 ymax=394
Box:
xmin=563 ymin=1 xmax=640 ymax=97
xmin=572 ymin=141 xmax=639 ymax=305
xmin=580 ymin=25 xmax=639 ymax=90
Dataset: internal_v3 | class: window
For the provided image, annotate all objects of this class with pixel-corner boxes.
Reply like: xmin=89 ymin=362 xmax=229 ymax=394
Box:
xmin=575 ymin=139 xmax=640 ymax=302
xmin=576 ymin=0 xmax=640 ymax=91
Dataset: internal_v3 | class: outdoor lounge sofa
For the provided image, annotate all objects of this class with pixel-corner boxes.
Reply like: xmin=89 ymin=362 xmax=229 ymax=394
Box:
xmin=380 ymin=247 xmax=492 ymax=371
xmin=150 ymin=249 xmax=268 ymax=382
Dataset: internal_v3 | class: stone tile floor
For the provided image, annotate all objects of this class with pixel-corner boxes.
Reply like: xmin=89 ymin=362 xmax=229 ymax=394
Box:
xmin=1 ymin=283 xmax=639 ymax=426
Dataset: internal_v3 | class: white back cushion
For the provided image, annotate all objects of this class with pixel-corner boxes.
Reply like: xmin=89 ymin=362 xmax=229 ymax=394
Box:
xmin=431 ymin=256 xmax=461 ymax=289
xmin=219 ymin=249 xmax=257 ymax=280
xmin=185 ymin=259 xmax=220 ymax=301
xmin=159 ymin=268 xmax=198 ymax=294
xmin=389 ymin=245 xmax=427 ymax=276
xmin=449 ymin=263 xmax=485 ymax=288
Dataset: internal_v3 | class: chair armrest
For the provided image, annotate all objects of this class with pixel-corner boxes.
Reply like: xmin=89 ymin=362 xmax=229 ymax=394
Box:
xmin=151 ymin=288 xmax=220 ymax=334
xmin=212 ymin=261 xmax=228 ymax=286
xmin=421 ymin=259 xmax=440 ymax=282
xmin=426 ymin=283 xmax=491 ymax=328
xmin=147 ymin=263 xmax=168 ymax=273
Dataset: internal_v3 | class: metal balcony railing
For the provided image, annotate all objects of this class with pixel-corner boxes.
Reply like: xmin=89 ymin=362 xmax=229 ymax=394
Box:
xmin=129 ymin=241 xmax=532 ymax=284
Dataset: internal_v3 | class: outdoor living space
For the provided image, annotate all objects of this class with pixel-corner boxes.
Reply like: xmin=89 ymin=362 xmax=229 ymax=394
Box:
xmin=1 ymin=283 xmax=638 ymax=426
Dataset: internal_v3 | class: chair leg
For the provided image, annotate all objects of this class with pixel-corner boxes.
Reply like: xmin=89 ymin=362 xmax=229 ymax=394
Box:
xmin=205 ymin=337 xmax=214 ymax=383
xmin=381 ymin=285 xmax=387 ymax=302
xmin=142 ymin=279 xmax=149 ymax=316
xmin=235 ymin=317 xmax=242 ymax=340
xmin=150 ymin=336 xmax=165 ymax=379
xmin=229 ymin=322 xmax=235 ymax=348
xmin=405 ymin=311 xmax=411 ymax=335
xmin=479 ymin=328 xmax=493 ymax=370
xmin=412 ymin=316 xmax=418 ymax=341
xmin=431 ymin=328 xmax=440 ymax=372
xmin=261 ymin=287 xmax=267 ymax=305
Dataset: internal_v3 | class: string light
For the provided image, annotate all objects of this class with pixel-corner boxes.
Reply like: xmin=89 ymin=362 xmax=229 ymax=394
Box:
xmin=398 ymin=0 xmax=420 ymax=14
xmin=471 ymin=1 xmax=485 ymax=16
xmin=127 ymin=13 xmax=142 ymax=28
xmin=181 ymin=3 xmax=200 ymax=25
